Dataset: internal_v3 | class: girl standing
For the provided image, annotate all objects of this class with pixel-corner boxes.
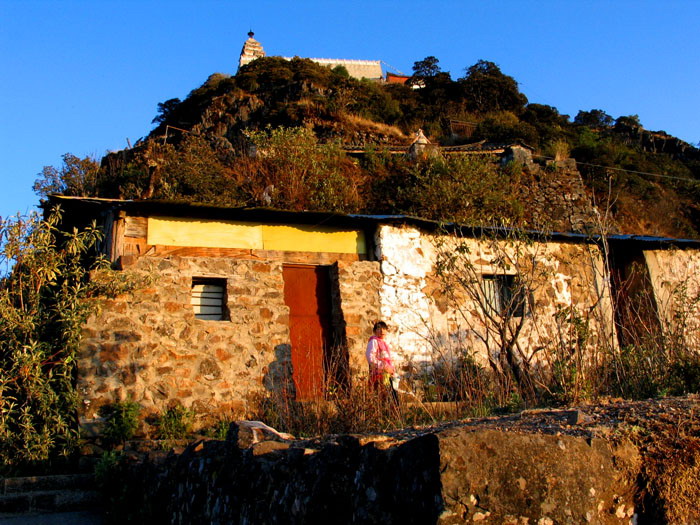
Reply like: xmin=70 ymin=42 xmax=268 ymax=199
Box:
xmin=366 ymin=321 xmax=398 ymax=402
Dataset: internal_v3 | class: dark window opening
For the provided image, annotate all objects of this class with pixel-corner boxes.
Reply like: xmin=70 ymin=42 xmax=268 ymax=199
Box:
xmin=482 ymin=274 xmax=529 ymax=317
xmin=191 ymin=277 xmax=228 ymax=321
xmin=608 ymin=243 xmax=661 ymax=348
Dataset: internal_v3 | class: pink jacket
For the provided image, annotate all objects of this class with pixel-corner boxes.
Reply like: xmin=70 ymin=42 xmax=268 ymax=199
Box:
xmin=366 ymin=335 xmax=393 ymax=383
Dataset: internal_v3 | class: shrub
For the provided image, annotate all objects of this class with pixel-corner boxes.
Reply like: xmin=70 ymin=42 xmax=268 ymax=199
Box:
xmin=101 ymin=401 xmax=141 ymax=445
xmin=203 ymin=418 xmax=233 ymax=440
xmin=0 ymin=209 xmax=112 ymax=470
xmin=243 ymin=126 xmax=363 ymax=212
xmin=94 ymin=450 xmax=122 ymax=488
xmin=155 ymin=406 xmax=194 ymax=440
xmin=368 ymin=154 xmax=525 ymax=225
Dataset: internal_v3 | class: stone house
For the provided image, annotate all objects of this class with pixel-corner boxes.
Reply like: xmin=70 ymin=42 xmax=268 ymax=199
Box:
xmin=47 ymin=196 xmax=700 ymax=427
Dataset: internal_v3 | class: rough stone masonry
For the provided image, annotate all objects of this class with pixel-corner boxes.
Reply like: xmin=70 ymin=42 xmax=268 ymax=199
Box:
xmin=100 ymin=396 xmax=700 ymax=524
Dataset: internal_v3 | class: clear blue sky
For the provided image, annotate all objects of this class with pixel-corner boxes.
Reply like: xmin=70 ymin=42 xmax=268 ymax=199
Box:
xmin=1 ymin=0 xmax=698 ymax=221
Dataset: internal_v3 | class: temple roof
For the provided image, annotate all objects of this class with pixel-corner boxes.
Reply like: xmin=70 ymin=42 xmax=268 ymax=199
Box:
xmin=238 ymin=31 xmax=266 ymax=70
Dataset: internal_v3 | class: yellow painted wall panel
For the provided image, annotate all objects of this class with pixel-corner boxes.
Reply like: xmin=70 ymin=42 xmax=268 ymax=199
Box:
xmin=262 ymin=224 xmax=366 ymax=254
xmin=146 ymin=216 xmax=366 ymax=254
xmin=147 ymin=216 xmax=263 ymax=249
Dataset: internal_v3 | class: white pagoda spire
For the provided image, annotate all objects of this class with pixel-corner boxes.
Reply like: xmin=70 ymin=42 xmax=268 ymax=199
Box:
xmin=238 ymin=30 xmax=265 ymax=71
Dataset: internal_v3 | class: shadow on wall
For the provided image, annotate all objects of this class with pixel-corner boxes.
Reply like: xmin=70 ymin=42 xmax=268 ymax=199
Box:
xmin=263 ymin=343 xmax=296 ymax=399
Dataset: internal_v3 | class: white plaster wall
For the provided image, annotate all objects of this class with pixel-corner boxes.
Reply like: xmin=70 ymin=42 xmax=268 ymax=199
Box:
xmin=375 ymin=224 xmax=616 ymax=374
xmin=644 ymin=249 xmax=700 ymax=351
xmin=375 ymin=225 xmax=437 ymax=368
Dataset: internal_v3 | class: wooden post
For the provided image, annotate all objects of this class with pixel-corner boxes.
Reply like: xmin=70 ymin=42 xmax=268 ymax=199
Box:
xmin=110 ymin=210 xmax=126 ymax=263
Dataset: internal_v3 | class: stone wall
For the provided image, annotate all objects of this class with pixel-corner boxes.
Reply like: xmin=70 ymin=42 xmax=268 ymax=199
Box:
xmin=79 ymin=256 xmax=290 ymax=428
xmin=375 ymin=225 xmax=435 ymax=368
xmin=101 ymin=420 xmax=646 ymax=524
xmin=334 ymin=261 xmax=383 ymax=374
xmin=375 ymin=224 xmax=615 ymax=373
xmin=79 ymin=256 xmax=383 ymax=430
xmin=644 ymin=248 xmax=700 ymax=351
xmin=518 ymin=159 xmax=604 ymax=233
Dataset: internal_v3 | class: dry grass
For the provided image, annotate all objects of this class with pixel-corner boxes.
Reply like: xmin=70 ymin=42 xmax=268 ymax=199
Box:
xmin=246 ymin=380 xmax=475 ymax=438
xmin=340 ymin=113 xmax=407 ymax=139
xmin=656 ymin=445 xmax=700 ymax=524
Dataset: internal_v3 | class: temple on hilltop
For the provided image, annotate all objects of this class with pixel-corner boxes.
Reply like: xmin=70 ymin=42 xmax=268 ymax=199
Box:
xmin=239 ymin=31 xmax=266 ymax=69
xmin=238 ymin=31 xmax=385 ymax=81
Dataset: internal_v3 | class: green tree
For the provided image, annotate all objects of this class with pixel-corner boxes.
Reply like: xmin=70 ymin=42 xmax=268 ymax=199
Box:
xmin=154 ymin=135 xmax=246 ymax=206
xmin=472 ymin=111 xmax=539 ymax=145
xmin=614 ymin=114 xmax=642 ymax=129
xmin=33 ymin=154 xmax=101 ymax=198
xmin=368 ymin=154 xmax=524 ymax=225
xmin=459 ymin=60 xmax=528 ymax=114
xmin=520 ymin=104 xmax=571 ymax=148
xmin=574 ymin=109 xmax=614 ymax=128
xmin=0 ymin=210 xmax=112 ymax=468
xmin=331 ymin=65 xmax=350 ymax=78
xmin=152 ymin=97 xmax=182 ymax=125
xmin=412 ymin=56 xmax=441 ymax=78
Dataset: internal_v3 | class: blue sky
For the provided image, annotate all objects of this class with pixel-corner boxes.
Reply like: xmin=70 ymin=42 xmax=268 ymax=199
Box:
xmin=1 ymin=0 xmax=698 ymax=220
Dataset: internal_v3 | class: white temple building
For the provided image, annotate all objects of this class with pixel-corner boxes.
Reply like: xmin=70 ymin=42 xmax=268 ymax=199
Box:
xmin=238 ymin=31 xmax=383 ymax=81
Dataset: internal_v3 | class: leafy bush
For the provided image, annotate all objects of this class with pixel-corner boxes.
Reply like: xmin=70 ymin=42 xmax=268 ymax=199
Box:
xmin=94 ymin=450 xmax=122 ymax=487
xmin=472 ymin=111 xmax=538 ymax=145
xmin=0 ymin=209 xmax=141 ymax=471
xmin=243 ymin=126 xmax=363 ymax=212
xmin=0 ymin=210 xmax=103 ymax=469
xmin=101 ymin=401 xmax=141 ymax=445
xmin=33 ymin=153 xmax=101 ymax=198
xmin=155 ymin=406 xmax=194 ymax=440
xmin=203 ymin=418 xmax=232 ymax=440
xmin=366 ymin=153 xmax=524 ymax=225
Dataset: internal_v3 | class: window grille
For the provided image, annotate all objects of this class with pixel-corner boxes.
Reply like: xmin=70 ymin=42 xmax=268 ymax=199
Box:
xmin=481 ymin=274 xmax=528 ymax=317
xmin=191 ymin=278 xmax=227 ymax=321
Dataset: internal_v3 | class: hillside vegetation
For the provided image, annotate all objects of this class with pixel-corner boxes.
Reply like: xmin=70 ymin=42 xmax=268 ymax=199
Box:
xmin=36 ymin=56 xmax=700 ymax=237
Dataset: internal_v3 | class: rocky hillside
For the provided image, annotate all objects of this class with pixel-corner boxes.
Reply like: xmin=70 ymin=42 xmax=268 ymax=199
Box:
xmin=38 ymin=57 xmax=700 ymax=237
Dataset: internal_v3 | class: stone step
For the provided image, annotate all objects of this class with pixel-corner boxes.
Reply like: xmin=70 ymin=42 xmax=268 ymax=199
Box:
xmin=0 ymin=510 xmax=104 ymax=525
xmin=1 ymin=474 xmax=94 ymax=495
xmin=0 ymin=489 xmax=101 ymax=516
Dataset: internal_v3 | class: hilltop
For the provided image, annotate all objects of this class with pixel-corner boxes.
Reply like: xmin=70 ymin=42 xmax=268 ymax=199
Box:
xmin=36 ymin=56 xmax=700 ymax=237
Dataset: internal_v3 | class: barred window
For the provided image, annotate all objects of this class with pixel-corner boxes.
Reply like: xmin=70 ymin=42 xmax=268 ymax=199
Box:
xmin=191 ymin=278 xmax=228 ymax=321
xmin=481 ymin=274 xmax=529 ymax=318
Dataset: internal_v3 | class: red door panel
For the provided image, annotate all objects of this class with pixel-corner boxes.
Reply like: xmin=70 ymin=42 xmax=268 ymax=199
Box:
xmin=283 ymin=265 xmax=332 ymax=400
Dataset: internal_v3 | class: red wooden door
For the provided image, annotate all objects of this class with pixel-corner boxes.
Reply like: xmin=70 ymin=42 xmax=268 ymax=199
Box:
xmin=282 ymin=265 xmax=332 ymax=400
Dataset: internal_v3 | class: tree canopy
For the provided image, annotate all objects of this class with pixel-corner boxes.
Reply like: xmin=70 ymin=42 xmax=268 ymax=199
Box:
xmin=459 ymin=60 xmax=528 ymax=114
xmin=574 ymin=109 xmax=614 ymax=128
xmin=412 ymin=56 xmax=441 ymax=78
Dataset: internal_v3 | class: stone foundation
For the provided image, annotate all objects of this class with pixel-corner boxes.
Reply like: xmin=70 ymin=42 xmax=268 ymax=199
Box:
xmin=101 ymin=423 xmax=642 ymax=524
